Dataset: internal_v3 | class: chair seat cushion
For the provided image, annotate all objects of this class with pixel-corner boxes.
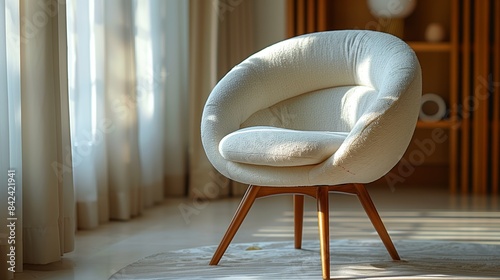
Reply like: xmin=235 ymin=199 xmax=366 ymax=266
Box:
xmin=219 ymin=126 xmax=348 ymax=167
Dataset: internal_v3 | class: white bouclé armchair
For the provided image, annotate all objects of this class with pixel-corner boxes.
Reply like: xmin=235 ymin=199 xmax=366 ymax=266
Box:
xmin=201 ymin=30 xmax=422 ymax=279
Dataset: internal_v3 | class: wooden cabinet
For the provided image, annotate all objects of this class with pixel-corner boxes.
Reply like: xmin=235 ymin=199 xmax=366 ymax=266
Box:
xmin=286 ymin=0 xmax=459 ymax=190
xmin=406 ymin=0 xmax=459 ymax=193
xmin=287 ymin=0 xmax=500 ymax=194
xmin=459 ymin=0 xmax=500 ymax=195
xmin=410 ymin=0 xmax=500 ymax=195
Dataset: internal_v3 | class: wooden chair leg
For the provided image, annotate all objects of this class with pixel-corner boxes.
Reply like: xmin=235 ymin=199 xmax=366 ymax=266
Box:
xmin=294 ymin=194 xmax=304 ymax=249
xmin=210 ymin=185 xmax=261 ymax=265
xmin=316 ymin=188 xmax=330 ymax=280
xmin=353 ymin=184 xmax=400 ymax=261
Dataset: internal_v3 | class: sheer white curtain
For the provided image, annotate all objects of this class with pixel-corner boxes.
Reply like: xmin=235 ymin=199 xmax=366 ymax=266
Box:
xmin=67 ymin=0 xmax=188 ymax=228
xmin=1 ymin=0 xmax=22 ymax=277
xmin=1 ymin=0 xmax=189 ymax=269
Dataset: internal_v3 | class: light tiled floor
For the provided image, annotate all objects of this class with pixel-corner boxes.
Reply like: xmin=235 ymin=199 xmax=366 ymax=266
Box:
xmin=15 ymin=185 xmax=500 ymax=280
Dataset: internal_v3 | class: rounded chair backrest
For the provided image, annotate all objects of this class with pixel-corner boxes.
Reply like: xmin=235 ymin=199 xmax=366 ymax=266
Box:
xmin=240 ymin=85 xmax=377 ymax=133
xmin=201 ymin=30 xmax=422 ymax=186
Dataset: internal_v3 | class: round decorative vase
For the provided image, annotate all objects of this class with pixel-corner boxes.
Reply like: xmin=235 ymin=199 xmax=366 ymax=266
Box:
xmin=425 ymin=23 xmax=446 ymax=42
xmin=367 ymin=0 xmax=417 ymax=38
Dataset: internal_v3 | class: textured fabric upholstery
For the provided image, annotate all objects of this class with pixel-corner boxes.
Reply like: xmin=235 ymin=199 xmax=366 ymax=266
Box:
xmin=220 ymin=126 xmax=348 ymax=167
xmin=201 ymin=30 xmax=422 ymax=186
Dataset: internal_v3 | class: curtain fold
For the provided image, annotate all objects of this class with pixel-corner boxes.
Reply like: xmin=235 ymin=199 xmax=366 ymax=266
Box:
xmin=20 ymin=0 xmax=74 ymax=264
xmin=134 ymin=0 xmax=166 ymax=207
xmin=163 ymin=0 xmax=189 ymax=197
xmin=188 ymin=0 xmax=257 ymax=199
xmin=1 ymin=0 xmax=22 ymax=276
xmin=67 ymin=0 xmax=109 ymax=228
xmin=67 ymin=0 xmax=188 ymax=229
xmin=103 ymin=0 xmax=142 ymax=220
xmin=188 ymin=0 xmax=223 ymax=199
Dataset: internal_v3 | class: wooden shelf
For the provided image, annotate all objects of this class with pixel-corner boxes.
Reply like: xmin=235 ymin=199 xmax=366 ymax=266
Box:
xmin=286 ymin=0 xmax=464 ymax=193
xmin=407 ymin=42 xmax=452 ymax=52
xmin=416 ymin=120 xmax=456 ymax=129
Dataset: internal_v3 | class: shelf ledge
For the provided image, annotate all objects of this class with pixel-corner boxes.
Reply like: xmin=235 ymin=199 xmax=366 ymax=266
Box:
xmin=407 ymin=42 xmax=452 ymax=52
xmin=417 ymin=120 xmax=458 ymax=129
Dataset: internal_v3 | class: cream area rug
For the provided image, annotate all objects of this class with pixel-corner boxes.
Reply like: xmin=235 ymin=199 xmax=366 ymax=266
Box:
xmin=110 ymin=240 xmax=500 ymax=279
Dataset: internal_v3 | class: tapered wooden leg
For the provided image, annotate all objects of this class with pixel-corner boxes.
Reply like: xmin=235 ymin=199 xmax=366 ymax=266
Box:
xmin=294 ymin=195 xmax=304 ymax=249
xmin=353 ymin=184 xmax=400 ymax=261
xmin=316 ymin=188 xmax=330 ymax=280
xmin=210 ymin=185 xmax=261 ymax=265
